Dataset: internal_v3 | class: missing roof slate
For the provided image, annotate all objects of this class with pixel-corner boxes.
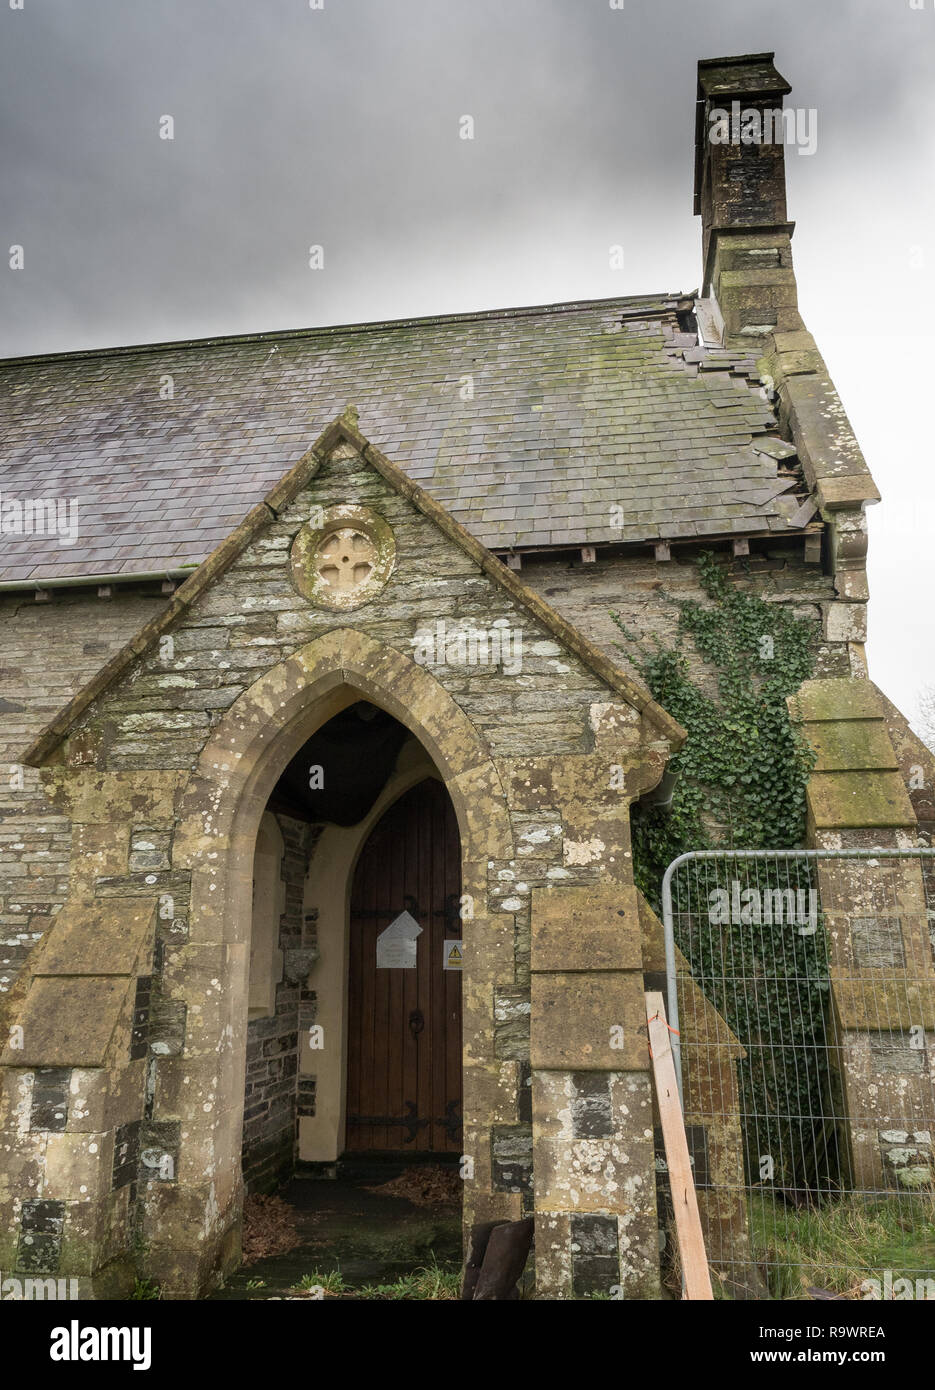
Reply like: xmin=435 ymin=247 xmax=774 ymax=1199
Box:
xmin=0 ymin=293 xmax=805 ymax=582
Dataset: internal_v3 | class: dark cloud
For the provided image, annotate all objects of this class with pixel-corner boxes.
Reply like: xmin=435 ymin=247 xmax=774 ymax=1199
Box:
xmin=0 ymin=0 xmax=928 ymax=354
xmin=1 ymin=0 xmax=933 ymax=715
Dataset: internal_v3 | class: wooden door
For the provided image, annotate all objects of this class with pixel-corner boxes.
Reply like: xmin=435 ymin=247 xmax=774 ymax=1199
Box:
xmin=345 ymin=778 xmax=462 ymax=1153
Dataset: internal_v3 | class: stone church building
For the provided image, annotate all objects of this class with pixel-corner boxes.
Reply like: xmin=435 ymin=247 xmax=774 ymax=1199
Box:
xmin=0 ymin=54 xmax=932 ymax=1298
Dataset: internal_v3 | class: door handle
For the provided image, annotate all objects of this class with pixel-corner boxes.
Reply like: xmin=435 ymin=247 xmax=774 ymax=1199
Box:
xmin=409 ymin=1009 xmax=425 ymax=1039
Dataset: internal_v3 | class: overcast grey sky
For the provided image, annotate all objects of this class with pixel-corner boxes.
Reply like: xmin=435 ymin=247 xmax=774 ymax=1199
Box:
xmin=1 ymin=0 xmax=933 ymax=726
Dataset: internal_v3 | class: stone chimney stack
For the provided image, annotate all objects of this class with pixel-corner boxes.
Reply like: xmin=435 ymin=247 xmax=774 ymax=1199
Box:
xmin=694 ymin=52 xmax=804 ymax=348
xmin=694 ymin=51 xmax=882 ymax=673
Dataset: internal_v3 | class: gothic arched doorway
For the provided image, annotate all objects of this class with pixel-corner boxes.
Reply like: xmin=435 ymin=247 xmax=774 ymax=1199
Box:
xmin=345 ymin=777 xmax=463 ymax=1154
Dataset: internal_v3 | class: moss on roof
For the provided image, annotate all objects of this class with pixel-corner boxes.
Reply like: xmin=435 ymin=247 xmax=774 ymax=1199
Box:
xmin=0 ymin=293 xmax=802 ymax=583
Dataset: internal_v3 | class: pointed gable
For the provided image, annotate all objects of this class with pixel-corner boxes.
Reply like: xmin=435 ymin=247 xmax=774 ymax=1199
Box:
xmin=24 ymin=408 xmax=684 ymax=767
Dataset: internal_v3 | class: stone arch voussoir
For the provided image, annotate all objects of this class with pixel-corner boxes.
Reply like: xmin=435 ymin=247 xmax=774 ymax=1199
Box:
xmin=174 ymin=627 xmax=513 ymax=885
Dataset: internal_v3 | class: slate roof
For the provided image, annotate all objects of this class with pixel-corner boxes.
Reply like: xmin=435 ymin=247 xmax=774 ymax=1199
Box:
xmin=24 ymin=411 xmax=686 ymax=765
xmin=0 ymin=293 xmax=810 ymax=584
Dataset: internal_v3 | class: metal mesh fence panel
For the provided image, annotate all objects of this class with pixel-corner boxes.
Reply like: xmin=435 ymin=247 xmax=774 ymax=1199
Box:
xmin=659 ymin=848 xmax=935 ymax=1301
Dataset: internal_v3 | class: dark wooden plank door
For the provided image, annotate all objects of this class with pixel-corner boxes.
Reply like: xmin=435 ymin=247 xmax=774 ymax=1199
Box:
xmin=345 ymin=777 xmax=462 ymax=1153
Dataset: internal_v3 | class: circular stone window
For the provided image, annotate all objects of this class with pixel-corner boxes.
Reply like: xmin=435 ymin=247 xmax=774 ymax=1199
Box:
xmin=289 ymin=504 xmax=396 ymax=611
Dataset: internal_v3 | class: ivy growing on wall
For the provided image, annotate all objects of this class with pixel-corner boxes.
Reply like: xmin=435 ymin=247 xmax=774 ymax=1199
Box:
xmin=614 ymin=553 xmax=838 ymax=1195
xmin=614 ymin=551 xmax=816 ymax=906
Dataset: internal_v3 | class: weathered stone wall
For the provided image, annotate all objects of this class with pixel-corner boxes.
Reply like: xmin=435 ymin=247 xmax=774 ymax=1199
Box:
xmin=0 ymin=590 xmax=164 ymax=1000
xmin=0 ymin=538 xmax=848 ymax=1013
xmin=0 ymin=517 xmax=857 ymax=1016
xmin=81 ymin=493 xmax=620 ymax=774
xmin=519 ymin=543 xmax=848 ymax=699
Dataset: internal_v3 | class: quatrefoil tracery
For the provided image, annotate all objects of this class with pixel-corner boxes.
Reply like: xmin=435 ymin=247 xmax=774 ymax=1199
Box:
xmin=315 ymin=528 xmax=377 ymax=592
xmin=289 ymin=504 xmax=395 ymax=611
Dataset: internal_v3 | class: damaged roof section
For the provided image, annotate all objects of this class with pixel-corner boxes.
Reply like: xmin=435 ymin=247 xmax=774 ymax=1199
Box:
xmin=659 ymin=334 xmax=812 ymax=536
xmin=0 ymin=293 xmax=814 ymax=583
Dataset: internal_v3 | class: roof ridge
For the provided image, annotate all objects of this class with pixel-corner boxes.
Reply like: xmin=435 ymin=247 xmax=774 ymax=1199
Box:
xmin=0 ymin=292 xmax=686 ymax=370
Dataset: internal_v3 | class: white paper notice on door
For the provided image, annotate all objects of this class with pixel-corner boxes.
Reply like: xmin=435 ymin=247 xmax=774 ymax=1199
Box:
xmin=376 ymin=910 xmax=422 ymax=969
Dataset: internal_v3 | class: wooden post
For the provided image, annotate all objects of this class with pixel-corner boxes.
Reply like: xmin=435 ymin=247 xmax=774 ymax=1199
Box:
xmin=645 ymin=990 xmax=714 ymax=1300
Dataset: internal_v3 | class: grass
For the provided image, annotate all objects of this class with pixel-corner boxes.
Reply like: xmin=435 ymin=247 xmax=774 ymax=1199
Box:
xmin=289 ymin=1256 xmax=461 ymax=1300
xmin=291 ymin=1269 xmax=348 ymax=1295
xmin=742 ymin=1191 xmax=935 ymax=1300
xmin=356 ymin=1257 xmax=461 ymax=1300
xmin=129 ymin=1278 xmax=161 ymax=1300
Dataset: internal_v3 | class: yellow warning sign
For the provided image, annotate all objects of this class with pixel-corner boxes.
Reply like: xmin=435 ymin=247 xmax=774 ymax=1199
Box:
xmin=443 ymin=939 xmax=464 ymax=971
